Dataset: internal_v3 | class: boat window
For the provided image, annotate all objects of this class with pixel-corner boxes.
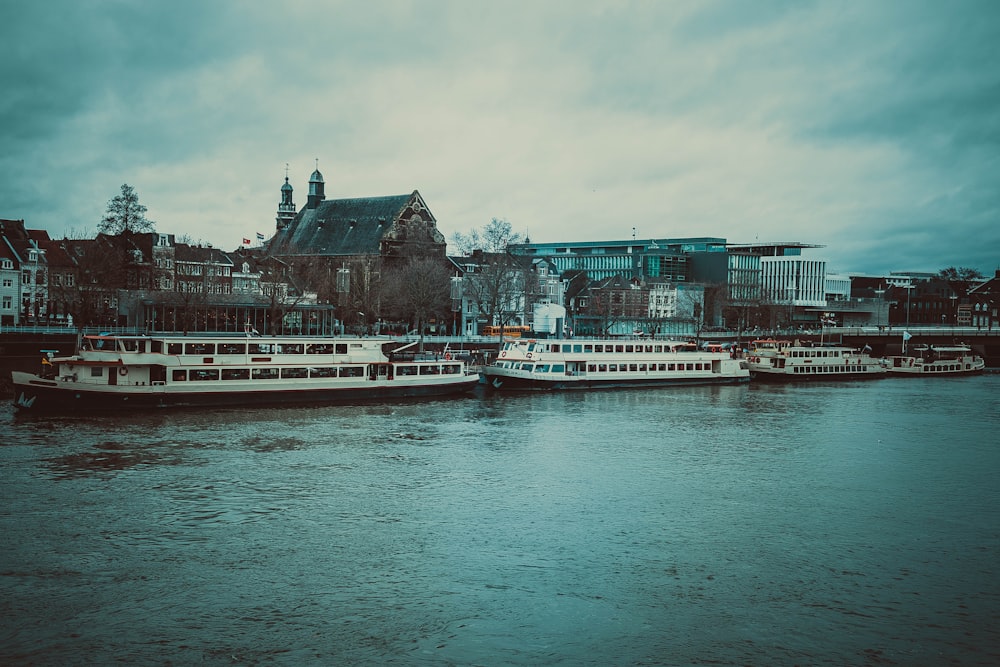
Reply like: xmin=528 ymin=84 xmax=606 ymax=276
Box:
xmin=218 ymin=343 xmax=246 ymax=355
xmin=172 ymin=370 xmax=186 ymax=381
xmin=120 ymin=339 xmax=138 ymax=352
xmin=594 ymin=345 xmax=603 ymax=353
xmin=90 ymin=366 xmax=103 ymax=377
xmin=638 ymin=364 xmax=647 ymax=371
xmin=336 ymin=343 xmax=348 ymax=355
xmin=281 ymin=368 xmax=308 ymax=378
xmin=573 ymin=345 xmax=583 ymax=353
xmin=191 ymin=369 xmax=219 ymax=381
xmin=249 ymin=343 xmax=274 ymax=354
xmin=551 ymin=364 xmax=565 ymax=373
xmin=277 ymin=343 xmax=304 ymax=354
xmin=221 ymin=368 xmax=250 ymax=381
xmin=608 ymin=364 xmax=618 ymax=372
xmin=340 ymin=366 xmax=365 ymax=377
xmin=396 ymin=365 xmax=418 ymax=376
xmin=252 ymin=368 xmax=279 ymax=380
xmin=625 ymin=345 xmax=634 ymax=353
xmin=583 ymin=345 xmax=593 ymax=353
xmin=598 ymin=364 xmax=607 ymax=372
xmin=167 ymin=343 xmax=183 ymax=355
xmin=616 ymin=345 xmax=625 ymax=353
xmin=588 ymin=364 xmax=597 ymax=372
xmin=307 ymin=343 xmax=335 ymax=354
xmin=309 ymin=367 xmax=336 ymax=378
xmin=686 ymin=363 xmax=694 ymax=371
xmin=629 ymin=364 xmax=638 ymax=371
xmin=550 ymin=344 xmax=562 ymax=352
xmin=645 ymin=346 xmax=654 ymax=353
xmin=150 ymin=340 xmax=163 ymax=353
xmin=668 ymin=363 xmax=676 ymax=371
xmin=654 ymin=345 xmax=662 ymax=353
xmin=535 ymin=364 xmax=550 ymax=373
xmin=185 ymin=343 xmax=215 ymax=355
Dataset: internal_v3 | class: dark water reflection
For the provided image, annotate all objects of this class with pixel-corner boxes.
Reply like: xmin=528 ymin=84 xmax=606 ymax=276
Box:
xmin=2 ymin=377 xmax=999 ymax=665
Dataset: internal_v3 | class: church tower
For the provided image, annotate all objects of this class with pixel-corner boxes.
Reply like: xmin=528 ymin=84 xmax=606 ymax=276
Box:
xmin=307 ymin=161 xmax=325 ymax=209
xmin=276 ymin=165 xmax=296 ymax=231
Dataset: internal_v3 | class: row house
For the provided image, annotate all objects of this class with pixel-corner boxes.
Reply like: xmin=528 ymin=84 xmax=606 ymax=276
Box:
xmin=0 ymin=219 xmax=50 ymax=325
xmin=0 ymin=220 xmax=274 ymax=328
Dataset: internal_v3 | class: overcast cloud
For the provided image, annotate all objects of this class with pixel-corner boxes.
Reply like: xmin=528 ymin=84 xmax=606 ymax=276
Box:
xmin=2 ymin=0 xmax=998 ymax=275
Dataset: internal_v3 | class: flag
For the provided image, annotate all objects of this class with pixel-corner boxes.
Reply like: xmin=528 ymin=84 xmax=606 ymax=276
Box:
xmin=256 ymin=232 xmax=265 ymax=241
xmin=902 ymin=331 xmax=912 ymax=341
xmin=242 ymin=238 xmax=251 ymax=245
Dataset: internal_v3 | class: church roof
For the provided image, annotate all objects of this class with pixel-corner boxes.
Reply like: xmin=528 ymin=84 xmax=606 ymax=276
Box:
xmin=275 ymin=193 xmax=416 ymax=256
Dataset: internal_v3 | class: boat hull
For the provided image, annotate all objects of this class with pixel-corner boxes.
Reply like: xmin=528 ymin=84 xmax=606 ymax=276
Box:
xmin=748 ymin=369 xmax=886 ymax=382
xmin=483 ymin=369 xmax=749 ymax=391
xmin=12 ymin=371 xmax=480 ymax=412
xmin=885 ymin=365 xmax=985 ymax=376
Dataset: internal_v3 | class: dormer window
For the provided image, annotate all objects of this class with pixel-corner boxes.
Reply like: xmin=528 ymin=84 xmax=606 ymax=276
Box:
xmin=1 ymin=259 xmax=11 ymax=270
xmin=28 ymin=250 xmax=37 ymax=262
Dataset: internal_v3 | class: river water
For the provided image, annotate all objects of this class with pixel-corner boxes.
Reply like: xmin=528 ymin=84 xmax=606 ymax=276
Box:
xmin=1 ymin=375 xmax=998 ymax=666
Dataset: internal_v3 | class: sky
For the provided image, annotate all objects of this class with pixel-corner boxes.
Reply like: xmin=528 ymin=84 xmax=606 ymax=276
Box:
xmin=2 ymin=0 xmax=998 ymax=276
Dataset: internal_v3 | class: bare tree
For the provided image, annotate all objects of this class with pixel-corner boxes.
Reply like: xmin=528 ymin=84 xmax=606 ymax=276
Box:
xmin=451 ymin=218 xmax=526 ymax=337
xmin=384 ymin=257 xmax=452 ymax=349
xmin=99 ymin=184 xmax=155 ymax=235
xmin=938 ymin=266 xmax=985 ymax=297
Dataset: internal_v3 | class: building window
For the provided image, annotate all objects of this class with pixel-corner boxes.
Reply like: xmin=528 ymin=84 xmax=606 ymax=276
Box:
xmin=2 ymin=296 xmax=11 ymax=310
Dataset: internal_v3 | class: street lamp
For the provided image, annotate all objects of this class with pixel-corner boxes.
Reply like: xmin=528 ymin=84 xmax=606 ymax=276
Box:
xmin=950 ymin=295 xmax=957 ymax=326
xmin=873 ymin=287 xmax=885 ymax=330
xmin=905 ymin=284 xmax=913 ymax=328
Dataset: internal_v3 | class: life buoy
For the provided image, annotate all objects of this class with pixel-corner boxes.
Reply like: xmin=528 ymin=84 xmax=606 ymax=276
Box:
xmin=444 ymin=352 xmax=451 ymax=360
xmin=119 ymin=366 xmax=128 ymax=376
xmin=526 ymin=352 xmax=533 ymax=359
xmin=501 ymin=351 xmax=507 ymax=357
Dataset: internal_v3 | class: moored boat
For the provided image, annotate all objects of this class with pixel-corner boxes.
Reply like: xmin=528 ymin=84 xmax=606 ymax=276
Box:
xmin=482 ymin=337 xmax=750 ymax=391
xmin=882 ymin=343 xmax=985 ymax=376
xmin=746 ymin=339 xmax=886 ymax=381
xmin=11 ymin=333 xmax=480 ymax=412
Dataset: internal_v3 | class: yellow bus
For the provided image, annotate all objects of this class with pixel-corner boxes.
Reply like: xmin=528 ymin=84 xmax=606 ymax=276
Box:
xmin=482 ymin=325 xmax=531 ymax=338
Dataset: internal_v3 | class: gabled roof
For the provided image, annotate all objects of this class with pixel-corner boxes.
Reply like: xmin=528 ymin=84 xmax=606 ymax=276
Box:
xmin=175 ymin=243 xmax=234 ymax=266
xmin=969 ymin=270 xmax=1000 ymax=297
xmin=273 ymin=191 xmax=435 ymax=256
xmin=40 ymin=239 xmax=76 ymax=269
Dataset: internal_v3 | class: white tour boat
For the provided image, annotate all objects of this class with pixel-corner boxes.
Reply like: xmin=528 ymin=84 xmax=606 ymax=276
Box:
xmin=746 ymin=339 xmax=886 ymax=381
xmin=482 ymin=338 xmax=750 ymax=391
xmin=12 ymin=333 xmax=480 ymax=412
xmin=882 ymin=343 xmax=986 ymax=376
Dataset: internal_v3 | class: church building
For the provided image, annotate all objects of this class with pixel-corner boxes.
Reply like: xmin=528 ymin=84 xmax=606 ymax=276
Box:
xmin=267 ymin=165 xmax=447 ymax=266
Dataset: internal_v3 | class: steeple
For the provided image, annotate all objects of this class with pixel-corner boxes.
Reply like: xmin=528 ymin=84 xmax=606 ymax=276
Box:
xmin=276 ymin=164 xmax=296 ymax=231
xmin=307 ymin=158 xmax=325 ymax=209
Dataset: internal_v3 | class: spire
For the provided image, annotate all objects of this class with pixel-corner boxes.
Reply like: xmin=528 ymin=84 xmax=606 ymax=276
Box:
xmin=276 ymin=163 xmax=296 ymax=231
xmin=307 ymin=158 xmax=325 ymax=209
